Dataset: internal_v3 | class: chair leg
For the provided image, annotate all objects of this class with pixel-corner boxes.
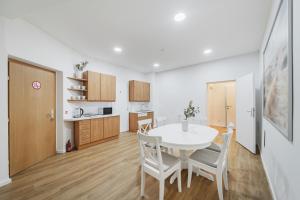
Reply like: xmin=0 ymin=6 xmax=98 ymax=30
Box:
xmin=159 ymin=179 xmax=165 ymax=200
xmin=187 ymin=162 xmax=193 ymax=188
xmin=223 ymin=167 xmax=229 ymax=190
xmin=177 ymin=168 xmax=182 ymax=192
xmin=141 ymin=167 xmax=145 ymax=196
xmin=216 ymin=171 xmax=224 ymax=200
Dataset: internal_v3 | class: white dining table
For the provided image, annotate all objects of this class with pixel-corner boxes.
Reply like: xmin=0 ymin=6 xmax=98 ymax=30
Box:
xmin=148 ymin=123 xmax=219 ymax=183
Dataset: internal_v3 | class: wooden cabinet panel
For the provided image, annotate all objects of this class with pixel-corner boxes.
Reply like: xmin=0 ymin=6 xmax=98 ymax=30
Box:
xmin=84 ymin=71 xmax=101 ymax=101
xmin=143 ymin=82 xmax=150 ymax=101
xmin=129 ymin=112 xmax=154 ymax=132
xmin=104 ymin=116 xmax=120 ymax=138
xmin=100 ymin=74 xmax=116 ymax=101
xmin=75 ymin=120 xmax=91 ymax=147
xmin=91 ymin=118 xmax=104 ymax=142
xmin=75 ymin=116 xmax=119 ymax=150
xmin=129 ymin=80 xmax=150 ymax=102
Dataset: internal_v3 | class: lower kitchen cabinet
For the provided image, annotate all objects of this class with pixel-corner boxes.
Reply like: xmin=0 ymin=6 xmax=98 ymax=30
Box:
xmin=91 ymin=118 xmax=104 ymax=142
xmin=74 ymin=115 xmax=120 ymax=150
xmin=104 ymin=116 xmax=120 ymax=138
xmin=75 ymin=120 xmax=91 ymax=146
xmin=129 ymin=112 xmax=153 ymax=132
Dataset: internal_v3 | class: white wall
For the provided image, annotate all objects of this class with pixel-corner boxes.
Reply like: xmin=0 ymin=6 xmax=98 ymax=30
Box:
xmin=154 ymin=52 xmax=260 ymax=128
xmin=0 ymin=17 xmax=11 ymax=187
xmin=0 ymin=18 xmax=149 ymax=184
xmin=260 ymin=0 xmax=300 ymax=199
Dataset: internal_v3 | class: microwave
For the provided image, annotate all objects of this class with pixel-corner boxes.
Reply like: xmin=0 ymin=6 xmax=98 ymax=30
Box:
xmin=103 ymin=107 xmax=113 ymax=115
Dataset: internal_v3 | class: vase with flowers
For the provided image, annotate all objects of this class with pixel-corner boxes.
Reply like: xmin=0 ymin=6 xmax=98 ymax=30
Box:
xmin=74 ymin=61 xmax=88 ymax=79
xmin=182 ymin=100 xmax=200 ymax=132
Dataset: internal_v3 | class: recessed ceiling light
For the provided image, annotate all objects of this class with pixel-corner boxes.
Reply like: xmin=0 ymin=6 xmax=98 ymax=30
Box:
xmin=203 ymin=49 xmax=213 ymax=55
xmin=113 ymin=46 xmax=123 ymax=53
xmin=174 ymin=12 xmax=186 ymax=22
xmin=153 ymin=63 xmax=160 ymax=68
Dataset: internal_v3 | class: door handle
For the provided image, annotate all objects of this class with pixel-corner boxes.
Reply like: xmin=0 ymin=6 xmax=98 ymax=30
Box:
xmin=48 ymin=109 xmax=55 ymax=120
xmin=247 ymin=108 xmax=255 ymax=117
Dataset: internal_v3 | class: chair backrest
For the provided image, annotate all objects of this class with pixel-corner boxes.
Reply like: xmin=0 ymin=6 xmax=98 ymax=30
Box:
xmin=217 ymin=128 xmax=233 ymax=169
xmin=138 ymin=133 xmax=164 ymax=173
xmin=227 ymin=122 xmax=235 ymax=131
xmin=155 ymin=116 xmax=167 ymax=127
xmin=138 ymin=119 xmax=153 ymax=134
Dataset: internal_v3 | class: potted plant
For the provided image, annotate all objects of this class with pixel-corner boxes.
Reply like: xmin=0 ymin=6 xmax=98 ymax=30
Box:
xmin=74 ymin=61 xmax=88 ymax=79
xmin=182 ymin=100 xmax=200 ymax=132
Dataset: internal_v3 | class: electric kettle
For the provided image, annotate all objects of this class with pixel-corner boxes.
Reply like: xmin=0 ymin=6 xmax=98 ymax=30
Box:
xmin=73 ymin=107 xmax=84 ymax=118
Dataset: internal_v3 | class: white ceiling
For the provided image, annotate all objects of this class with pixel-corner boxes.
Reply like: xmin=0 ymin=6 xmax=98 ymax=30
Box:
xmin=0 ymin=0 xmax=272 ymax=72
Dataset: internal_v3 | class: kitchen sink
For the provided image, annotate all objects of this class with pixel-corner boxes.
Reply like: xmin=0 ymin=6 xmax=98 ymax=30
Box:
xmin=82 ymin=113 xmax=101 ymax=117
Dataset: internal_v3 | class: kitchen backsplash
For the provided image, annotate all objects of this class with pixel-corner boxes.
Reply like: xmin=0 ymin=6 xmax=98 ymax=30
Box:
xmin=64 ymin=102 xmax=152 ymax=118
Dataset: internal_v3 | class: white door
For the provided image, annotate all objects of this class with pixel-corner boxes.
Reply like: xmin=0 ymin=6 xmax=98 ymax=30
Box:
xmin=236 ymin=73 xmax=256 ymax=154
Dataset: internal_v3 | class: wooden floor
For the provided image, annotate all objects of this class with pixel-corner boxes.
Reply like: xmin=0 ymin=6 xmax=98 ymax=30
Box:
xmin=0 ymin=127 xmax=272 ymax=200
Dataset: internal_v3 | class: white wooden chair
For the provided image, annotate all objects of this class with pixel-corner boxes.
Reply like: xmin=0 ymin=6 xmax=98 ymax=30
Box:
xmin=138 ymin=133 xmax=182 ymax=200
xmin=155 ymin=116 xmax=167 ymax=128
xmin=206 ymin=122 xmax=234 ymax=152
xmin=138 ymin=119 xmax=153 ymax=134
xmin=187 ymin=128 xmax=233 ymax=200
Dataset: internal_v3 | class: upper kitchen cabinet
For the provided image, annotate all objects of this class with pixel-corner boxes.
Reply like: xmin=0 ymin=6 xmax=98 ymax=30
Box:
xmin=129 ymin=80 xmax=150 ymax=102
xmin=100 ymin=73 xmax=116 ymax=101
xmin=83 ymin=71 xmax=101 ymax=101
xmin=82 ymin=71 xmax=116 ymax=102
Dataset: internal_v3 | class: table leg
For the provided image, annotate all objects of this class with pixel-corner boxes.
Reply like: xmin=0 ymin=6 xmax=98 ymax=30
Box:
xmin=170 ymin=150 xmax=188 ymax=184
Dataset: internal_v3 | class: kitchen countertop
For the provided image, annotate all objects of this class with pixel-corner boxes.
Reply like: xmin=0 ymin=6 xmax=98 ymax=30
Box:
xmin=129 ymin=110 xmax=153 ymax=114
xmin=64 ymin=113 xmax=120 ymax=122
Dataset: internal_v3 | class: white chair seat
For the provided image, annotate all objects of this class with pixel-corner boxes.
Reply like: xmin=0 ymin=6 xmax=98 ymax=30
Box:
xmin=161 ymin=152 xmax=181 ymax=171
xmin=207 ymin=142 xmax=222 ymax=152
xmin=187 ymin=124 xmax=234 ymax=200
xmin=190 ymin=149 xmax=220 ymax=168
xmin=145 ymin=151 xmax=180 ymax=172
xmin=138 ymin=134 xmax=182 ymax=200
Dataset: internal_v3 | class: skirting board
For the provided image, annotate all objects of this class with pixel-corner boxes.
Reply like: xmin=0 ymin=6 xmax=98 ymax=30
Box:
xmin=260 ymin=153 xmax=277 ymax=200
xmin=56 ymin=149 xmax=66 ymax=154
xmin=0 ymin=178 xmax=11 ymax=188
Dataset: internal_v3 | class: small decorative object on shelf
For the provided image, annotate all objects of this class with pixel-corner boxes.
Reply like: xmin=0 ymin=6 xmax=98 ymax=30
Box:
xmin=74 ymin=61 xmax=88 ymax=79
xmin=182 ymin=100 xmax=200 ymax=132
xmin=66 ymin=140 xmax=72 ymax=152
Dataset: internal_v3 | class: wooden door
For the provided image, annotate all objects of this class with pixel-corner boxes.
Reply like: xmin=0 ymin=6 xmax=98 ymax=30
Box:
xmin=207 ymin=82 xmax=227 ymax=127
xmin=104 ymin=116 xmax=120 ymax=138
xmin=91 ymin=118 xmax=104 ymax=142
xmin=225 ymin=82 xmax=236 ymax=126
xmin=84 ymin=71 xmax=100 ymax=101
xmin=9 ymin=60 xmax=56 ymax=176
xmin=100 ymin=73 xmax=116 ymax=101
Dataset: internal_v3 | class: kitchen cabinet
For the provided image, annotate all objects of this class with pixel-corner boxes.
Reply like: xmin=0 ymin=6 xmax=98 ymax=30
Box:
xmin=129 ymin=80 xmax=150 ymax=102
xmin=129 ymin=112 xmax=153 ymax=132
xmin=75 ymin=120 xmax=91 ymax=146
xmin=82 ymin=71 xmax=116 ymax=102
xmin=74 ymin=115 xmax=120 ymax=150
xmin=91 ymin=118 xmax=104 ymax=142
xmin=104 ymin=116 xmax=120 ymax=138
xmin=83 ymin=71 xmax=101 ymax=101
xmin=101 ymin=73 xmax=116 ymax=101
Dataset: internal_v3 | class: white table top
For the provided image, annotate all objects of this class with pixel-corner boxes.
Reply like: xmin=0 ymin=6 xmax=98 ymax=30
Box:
xmin=148 ymin=123 xmax=219 ymax=150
